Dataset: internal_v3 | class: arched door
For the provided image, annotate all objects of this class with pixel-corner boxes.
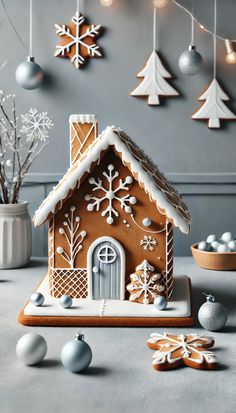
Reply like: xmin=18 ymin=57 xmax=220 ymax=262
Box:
xmin=87 ymin=237 xmax=125 ymax=300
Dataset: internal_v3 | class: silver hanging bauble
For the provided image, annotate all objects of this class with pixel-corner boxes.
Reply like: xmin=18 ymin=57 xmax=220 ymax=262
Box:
xmin=15 ymin=56 xmax=44 ymax=90
xmin=178 ymin=44 xmax=203 ymax=75
xmin=61 ymin=332 xmax=92 ymax=373
xmin=198 ymin=294 xmax=228 ymax=331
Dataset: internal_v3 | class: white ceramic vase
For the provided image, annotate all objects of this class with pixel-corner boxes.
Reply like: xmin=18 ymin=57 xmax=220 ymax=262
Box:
xmin=0 ymin=202 xmax=32 ymax=269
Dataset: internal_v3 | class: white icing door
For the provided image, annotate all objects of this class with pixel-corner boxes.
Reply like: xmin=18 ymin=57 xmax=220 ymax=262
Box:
xmin=87 ymin=236 xmax=125 ymax=300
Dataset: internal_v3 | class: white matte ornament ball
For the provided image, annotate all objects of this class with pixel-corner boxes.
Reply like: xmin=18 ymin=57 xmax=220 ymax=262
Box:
xmin=16 ymin=333 xmax=47 ymax=365
xmin=217 ymin=244 xmax=230 ymax=253
xmin=228 ymin=240 xmax=236 ymax=251
xmin=178 ymin=45 xmax=203 ymax=75
xmin=153 ymin=295 xmax=167 ymax=310
xmin=61 ymin=333 xmax=92 ymax=373
xmin=59 ymin=295 xmax=73 ymax=308
xmin=206 ymin=234 xmax=217 ymax=243
xmin=15 ymin=57 xmax=44 ymax=90
xmin=211 ymin=241 xmax=220 ymax=252
xmin=198 ymin=241 xmax=211 ymax=252
xmin=31 ymin=292 xmax=44 ymax=306
xmin=221 ymin=232 xmax=233 ymax=243
xmin=198 ymin=294 xmax=228 ymax=331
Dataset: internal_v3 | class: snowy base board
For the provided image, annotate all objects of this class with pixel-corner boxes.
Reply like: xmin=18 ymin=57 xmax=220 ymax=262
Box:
xmin=18 ymin=274 xmax=193 ymax=327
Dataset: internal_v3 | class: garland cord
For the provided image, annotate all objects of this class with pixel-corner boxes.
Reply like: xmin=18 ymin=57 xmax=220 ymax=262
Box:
xmin=1 ymin=0 xmax=27 ymax=51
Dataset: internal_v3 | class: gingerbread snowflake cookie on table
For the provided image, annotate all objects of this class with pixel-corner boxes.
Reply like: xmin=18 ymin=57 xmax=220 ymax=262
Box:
xmin=147 ymin=333 xmax=217 ymax=371
xmin=126 ymin=260 xmax=165 ymax=304
xmin=54 ymin=11 xmax=102 ymax=69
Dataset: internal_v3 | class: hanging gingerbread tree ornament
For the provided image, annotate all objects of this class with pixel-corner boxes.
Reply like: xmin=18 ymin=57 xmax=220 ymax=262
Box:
xmin=131 ymin=6 xmax=179 ymax=105
xmin=192 ymin=0 xmax=236 ymax=128
xmin=54 ymin=0 xmax=102 ymax=69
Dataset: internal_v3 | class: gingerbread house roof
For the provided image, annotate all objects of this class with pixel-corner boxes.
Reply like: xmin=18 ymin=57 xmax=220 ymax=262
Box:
xmin=33 ymin=126 xmax=191 ymax=233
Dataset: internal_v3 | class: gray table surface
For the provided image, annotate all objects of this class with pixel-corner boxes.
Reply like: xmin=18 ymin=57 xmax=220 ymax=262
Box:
xmin=0 ymin=257 xmax=235 ymax=413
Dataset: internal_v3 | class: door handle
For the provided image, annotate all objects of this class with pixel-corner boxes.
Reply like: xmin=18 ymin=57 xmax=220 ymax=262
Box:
xmin=93 ymin=266 xmax=99 ymax=273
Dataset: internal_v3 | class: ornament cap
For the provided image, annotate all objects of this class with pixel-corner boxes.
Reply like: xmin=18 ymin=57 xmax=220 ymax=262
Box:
xmin=188 ymin=44 xmax=196 ymax=51
xmin=75 ymin=332 xmax=85 ymax=342
xmin=203 ymin=293 xmax=215 ymax=303
xmin=27 ymin=56 xmax=35 ymax=63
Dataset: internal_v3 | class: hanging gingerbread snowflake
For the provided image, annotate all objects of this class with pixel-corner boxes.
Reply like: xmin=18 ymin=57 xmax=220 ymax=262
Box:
xmin=126 ymin=260 xmax=165 ymax=304
xmin=54 ymin=11 xmax=102 ymax=69
xmin=147 ymin=333 xmax=217 ymax=371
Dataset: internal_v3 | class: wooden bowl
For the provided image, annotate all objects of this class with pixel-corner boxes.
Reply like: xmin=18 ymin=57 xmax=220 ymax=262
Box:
xmin=191 ymin=243 xmax=236 ymax=270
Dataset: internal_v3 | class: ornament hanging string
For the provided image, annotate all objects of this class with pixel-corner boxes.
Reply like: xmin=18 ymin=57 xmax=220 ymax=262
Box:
xmin=153 ymin=7 xmax=157 ymax=50
xmin=213 ymin=0 xmax=217 ymax=79
xmin=1 ymin=0 xmax=27 ymax=51
xmin=29 ymin=0 xmax=33 ymax=57
xmin=190 ymin=0 xmax=194 ymax=45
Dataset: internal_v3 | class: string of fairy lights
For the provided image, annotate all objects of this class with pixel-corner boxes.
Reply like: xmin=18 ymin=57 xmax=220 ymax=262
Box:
xmin=100 ymin=0 xmax=236 ymax=65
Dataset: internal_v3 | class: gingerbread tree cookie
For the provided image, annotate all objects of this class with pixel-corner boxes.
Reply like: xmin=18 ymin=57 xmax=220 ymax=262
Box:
xmin=54 ymin=11 xmax=102 ymax=69
xmin=126 ymin=260 xmax=165 ymax=304
xmin=147 ymin=333 xmax=217 ymax=371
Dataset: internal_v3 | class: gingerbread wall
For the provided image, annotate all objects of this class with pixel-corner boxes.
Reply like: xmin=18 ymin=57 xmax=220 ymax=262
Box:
xmin=51 ymin=148 xmax=169 ymax=283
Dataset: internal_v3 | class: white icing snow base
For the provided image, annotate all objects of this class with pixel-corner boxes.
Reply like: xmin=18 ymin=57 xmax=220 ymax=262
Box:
xmin=24 ymin=275 xmax=191 ymax=318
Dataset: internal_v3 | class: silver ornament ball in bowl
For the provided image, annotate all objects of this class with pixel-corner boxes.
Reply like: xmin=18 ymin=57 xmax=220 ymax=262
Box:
xmin=61 ymin=332 xmax=92 ymax=373
xmin=15 ymin=56 xmax=44 ymax=90
xmin=31 ymin=292 xmax=44 ymax=306
xmin=198 ymin=294 xmax=228 ymax=331
xmin=59 ymin=295 xmax=73 ymax=308
xmin=179 ymin=44 xmax=203 ymax=75
xmin=16 ymin=332 xmax=47 ymax=365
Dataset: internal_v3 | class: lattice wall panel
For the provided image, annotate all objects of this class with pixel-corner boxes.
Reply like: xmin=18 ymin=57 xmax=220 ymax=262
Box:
xmin=50 ymin=269 xmax=88 ymax=298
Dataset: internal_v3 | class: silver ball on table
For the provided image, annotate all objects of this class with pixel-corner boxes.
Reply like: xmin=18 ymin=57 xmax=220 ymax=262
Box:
xmin=179 ymin=44 xmax=203 ymax=75
xmin=61 ymin=333 xmax=92 ymax=373
xmin=198 ymin=294 xmax=228 ymax=331
xmin=153 ymin=295 xmax=167 ymax=310
xmin=31 ymin=292 xmax=44 ymax=306
xmin=15 ymin=56 xmax=44 ymax=90
xmin=16 ymin=333 xmax=47 ymax=365
xmin=59 ymin=295 xmax=73 ymax=308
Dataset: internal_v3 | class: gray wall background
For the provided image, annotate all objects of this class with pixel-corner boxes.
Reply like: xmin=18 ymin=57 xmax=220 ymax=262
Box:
xmin=1 ymin=0 xmax=236 ymax=256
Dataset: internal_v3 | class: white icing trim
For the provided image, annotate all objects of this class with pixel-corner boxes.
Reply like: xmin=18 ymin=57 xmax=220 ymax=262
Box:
xmin=34 ymin=127 xmax=189 ymax=233
xmin=87 ymin=236 xmax=125 ymax=300
xmin=69 ymin=114 xmax=98 ymax=124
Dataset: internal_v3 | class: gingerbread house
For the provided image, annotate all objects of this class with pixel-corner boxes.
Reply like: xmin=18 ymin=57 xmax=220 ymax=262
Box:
xmin=33 ymin=115 xmax=190 ymax=305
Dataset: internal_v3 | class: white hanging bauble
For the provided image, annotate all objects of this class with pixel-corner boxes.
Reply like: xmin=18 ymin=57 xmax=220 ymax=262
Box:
xmin=15 ymin=56 xmax=44 ymax=90
xmin=179 ymin=44 xmax=203 ymax=75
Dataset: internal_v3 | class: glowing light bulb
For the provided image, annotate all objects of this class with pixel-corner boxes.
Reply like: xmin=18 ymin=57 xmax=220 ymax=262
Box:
xmin=153 ymin=0 xmax=169 ymax=8
xmin=100 ymin=0 xmax=112 ymax=6
xmin=199 ymin=24 xmax=205 ymax=29
xmin=225 ymin=39 xmax=236 ymax=64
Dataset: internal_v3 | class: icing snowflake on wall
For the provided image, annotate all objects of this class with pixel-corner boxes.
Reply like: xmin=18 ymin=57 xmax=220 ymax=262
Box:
xmin=85 ymin=164 xmax=137 ymax=224
xmin=56 ymin=205 xmax=87 ymax=268
xmin=140 ymin=236 xmax=157 ymax=251
xmin=54 ymin=11 xmax=102 ymax=69
xmin=147 ymin=333 xmax=217 ymax=370
xmin=127 ymin=260 xmax=165 ymax=304
xmin=21 ymin=108 xmax=53 ymax=142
